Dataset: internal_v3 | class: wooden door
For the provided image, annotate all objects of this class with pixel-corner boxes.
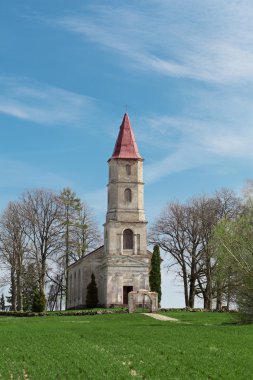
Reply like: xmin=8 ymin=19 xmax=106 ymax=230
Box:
xmin=123 ymin=286 xmax=133 ymax=304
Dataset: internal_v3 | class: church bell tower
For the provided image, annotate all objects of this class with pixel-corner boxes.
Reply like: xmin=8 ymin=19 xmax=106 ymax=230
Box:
xmin=103 ymin=113 xmax=150 ymax=306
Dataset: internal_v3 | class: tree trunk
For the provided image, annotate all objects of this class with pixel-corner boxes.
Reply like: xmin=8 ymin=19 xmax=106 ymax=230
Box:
xmin=226 ymin=269 xmax=232 ymax=311
xmin=188 ymin=280 xmax=195 ymax=308
xmin=40 ymin=257 xmax=46 ymax=292
xmin=65 ymin=214 xmax=69 ymax=309
xmin=16 ymin=269 xmax=23 ymax=311
xmin=226 ymin=285 xmax=231 ymax=311
xmin=11 ymin=269 xmax=17 ymax=311
xmin=60 ymin=280 xmax=63 ymax=311
xmin=205 ymin=252 xmax=213 ymax=310
xmin=182 ymin=264 xmax=189 ymax=307
xmin=189 ymin=256 xmax=196 ymax=308
xmin=216 ymin=286 xmax=222 ymax=311
xmin=206 ymin=296 xmax=212 ymax=310
xmin=203 ymin=294 xmax=208 ymax=309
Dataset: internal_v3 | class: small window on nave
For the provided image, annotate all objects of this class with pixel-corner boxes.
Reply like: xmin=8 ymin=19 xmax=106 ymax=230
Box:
xmin=123 ymin=229 xmax=133 ymax=249
xmin=124 ymin=188 xmax=132 ymax=202
xmin=74 ymin=272 xmax=77 ymax=301
xmin=126 ymin=164 xmax=131 ymax=175
xmin=69 ymin=274 xmax=73 ymax=303
xmin=77 ymin=269 xmax=81 ymax=300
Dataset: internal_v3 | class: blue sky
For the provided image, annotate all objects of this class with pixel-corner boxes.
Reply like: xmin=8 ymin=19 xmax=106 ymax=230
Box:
xmin=1 ymin=1 xmax=253 ymax=306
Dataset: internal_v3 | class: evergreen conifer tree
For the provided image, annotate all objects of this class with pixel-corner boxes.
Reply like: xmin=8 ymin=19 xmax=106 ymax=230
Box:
xmin=86 ymin=273 xmax=98 ymax=308
xmin=149 ymin=245 xmax=162 ymax=303
xmin=32 ymin=289 xmax=46 ymax=312
xmin=6 ymin=285 xmax=15 ymax=310
xmin=0 ymin=293 xmax=5 ymax=311
xmin=58 ymin=187 xmax=82 ymax=307
xmin=23 ymin=263 xmax=38 ymax=311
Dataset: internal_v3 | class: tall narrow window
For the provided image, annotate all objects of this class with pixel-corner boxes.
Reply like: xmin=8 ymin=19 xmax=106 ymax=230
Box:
xmin=74 ymin=272 xmax=77 ymax=302
xmin=126 ymin=164 xmax=131 ymax=175
xmin=78 ymin=269 xmax=81 ymax=301
xmin=123 ymin=229 xmax=133 ymax=249
xmin=124 ymin=188 xmax=132 ymax=202
xmin=69 ymin=274 xmax=72 ymax=303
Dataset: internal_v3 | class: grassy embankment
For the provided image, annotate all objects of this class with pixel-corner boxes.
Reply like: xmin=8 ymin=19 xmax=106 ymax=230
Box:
xmin=0 ymin=311 xmax=252 ymax=379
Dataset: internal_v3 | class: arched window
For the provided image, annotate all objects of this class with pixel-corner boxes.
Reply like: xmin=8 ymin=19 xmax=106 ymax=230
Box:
xmin=126 ymin=164 xmax=131 ymax=175
xmin=124 ymin=188 xmax=132 ymax=202
xmin=123 ymin=229 xmax=133 ymax=249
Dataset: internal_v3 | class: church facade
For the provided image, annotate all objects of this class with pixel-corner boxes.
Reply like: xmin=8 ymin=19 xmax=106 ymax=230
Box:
xmin=67 ymin=113 xmax=151 ymax=308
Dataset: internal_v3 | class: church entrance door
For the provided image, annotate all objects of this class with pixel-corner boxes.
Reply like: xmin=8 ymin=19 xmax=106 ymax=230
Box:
xmin=123 ymin=286 xmax=133 ymax=305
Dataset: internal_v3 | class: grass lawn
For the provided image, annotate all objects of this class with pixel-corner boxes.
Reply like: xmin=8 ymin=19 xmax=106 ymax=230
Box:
xmin=0 ymin=311 xmax=252 ymax=379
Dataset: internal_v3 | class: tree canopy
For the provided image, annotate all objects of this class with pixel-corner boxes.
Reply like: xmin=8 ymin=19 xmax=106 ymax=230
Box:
xmin=0 ymin=187 xmax=101 ymax=312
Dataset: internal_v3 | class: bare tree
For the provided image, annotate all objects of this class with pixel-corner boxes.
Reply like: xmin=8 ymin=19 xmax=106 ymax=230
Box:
xmin=21 ymin=189 xmax=62 ymax=292
xmin=196 ymin=190 xmax=242 ymax=309
xmin=150 ymin=189 xmax=242 ymax=309
xmin=149 ymin=201 xmax=201 ymax=308
xmin=75 ymin=202 xmax=102 ymax=260
xmin=191 ymin=196 xmax=219 ymax=309
xmin=0 ymin=187 xmax=102 ymax=311
xmin=57 ymin=188 xmax=102 ymax=307
xmin=57 ymin=187 xmax=81 ymax=306
xmin=215 ymin=188 xmax=242 ymax=220
xmin=0 ymin=201 xmax=28 ymax=311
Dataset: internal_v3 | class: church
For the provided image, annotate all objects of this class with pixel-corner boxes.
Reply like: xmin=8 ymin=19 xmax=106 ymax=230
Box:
xmin=67 ymin=113 xmax=151 ymax=308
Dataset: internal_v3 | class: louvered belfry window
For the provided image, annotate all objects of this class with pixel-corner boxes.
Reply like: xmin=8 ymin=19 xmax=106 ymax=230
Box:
xmin=123 ymin=229 xmax=133 ymax=249
xmin=126 ymin=164 xmax=131 ymax=175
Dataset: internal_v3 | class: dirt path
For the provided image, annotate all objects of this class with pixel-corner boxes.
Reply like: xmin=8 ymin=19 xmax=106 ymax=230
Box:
xmin=142 ymin=313 xmax=178 ymax=321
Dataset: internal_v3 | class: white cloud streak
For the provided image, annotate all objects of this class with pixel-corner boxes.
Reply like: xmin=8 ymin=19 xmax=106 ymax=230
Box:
xmin=143 ymin=111 xmax=253 ymax=184
xmin=0 ymin=77 xmax=96 ymax=127
xmin=52 ymin=1 xmax=253 ymax=83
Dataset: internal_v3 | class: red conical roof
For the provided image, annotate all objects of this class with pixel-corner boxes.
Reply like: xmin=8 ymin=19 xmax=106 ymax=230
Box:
xmin=111 ymin=113 xmax=142 ymax=159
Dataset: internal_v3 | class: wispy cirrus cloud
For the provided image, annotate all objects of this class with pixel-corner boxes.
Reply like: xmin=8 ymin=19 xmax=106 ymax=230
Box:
xmin=51 ymin=0 xmax=253 ymax=84
xmin=143 ymin=114 xmax=253 ymax=183
xmin=0 ymin=76 xmax=96 ymax=127
xmin=138 ymin=85 xmax=253 ymax=184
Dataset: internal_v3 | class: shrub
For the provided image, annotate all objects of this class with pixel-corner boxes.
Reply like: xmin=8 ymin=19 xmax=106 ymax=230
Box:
xmin=0 ymin=293 xmax=5 ymax=311
xmin=32 ymin=289 xmax=46 ymax=312
xmin=86 ymin=273 xmax=98 ymax=308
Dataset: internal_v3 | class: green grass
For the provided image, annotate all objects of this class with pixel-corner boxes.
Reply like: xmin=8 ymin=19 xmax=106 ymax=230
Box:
xmin=0 ymin=312 xmax=252 ymax=379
